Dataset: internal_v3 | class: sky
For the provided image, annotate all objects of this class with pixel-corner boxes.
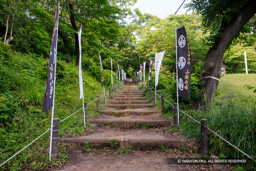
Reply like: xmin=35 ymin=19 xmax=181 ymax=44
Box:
xmin=129 ymin=0 xmax=192 ymax=19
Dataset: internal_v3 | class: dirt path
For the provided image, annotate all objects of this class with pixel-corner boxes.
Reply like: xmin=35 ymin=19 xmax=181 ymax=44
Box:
xmin=58 ymin=149 xmax=219 ymax=171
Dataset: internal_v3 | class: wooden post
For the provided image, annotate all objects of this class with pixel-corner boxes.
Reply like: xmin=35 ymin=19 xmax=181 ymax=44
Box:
xmin=84 ymin=102 xmax=87 ymax=126
xmin=173 ymin=103 xmax=178 ymax=127
xmin=153 ymin=91 xmax=156 ymax=105
xmin=51 ymin=118 xmax=59 ymax=160
xmin=161 ymin=95 xmax=164 ymax=111
xmin=109 ymin=89 xmax=111 ymax=99
xmin=97 ymin=95 xmax=99 ymax=111
xmin=104 ymin=92 xmax=106 ymax=104
xmin=149 ymin=89 xmax=152 ymax=97
xmin=201 ymin=119 xmax=208 ymax=158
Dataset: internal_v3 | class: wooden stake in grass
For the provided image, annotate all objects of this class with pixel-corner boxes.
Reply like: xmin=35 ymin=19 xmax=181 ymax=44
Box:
xmin=201 ymin=119 xmax=208 ymax=158
xmin=97 ymin=95 xmax=99 ymax=111
xmin=161 ymin=95 xmax=164 ymax=112
xmin=51 ymin=118 xmax=59 ymax=160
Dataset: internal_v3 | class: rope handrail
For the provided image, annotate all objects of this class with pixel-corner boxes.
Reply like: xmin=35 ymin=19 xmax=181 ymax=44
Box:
xmin=156 ymin=92 xmax=256 ymax=163
xmin=179 ymin=109 xmax=256 ymax=162
xmin=59 ymin=107 xmax=83 ymax=124
xmin=0 ymin=128 xmax=51 ymax=167
xmin=87 ymin=98 xmax=97 ymax=105
xmin=0 ymin=92 xmax=106 ymax=168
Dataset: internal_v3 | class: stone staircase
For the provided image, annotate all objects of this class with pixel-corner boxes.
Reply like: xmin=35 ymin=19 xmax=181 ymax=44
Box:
xmin=61 ymin=82 xmax=188 ymax=150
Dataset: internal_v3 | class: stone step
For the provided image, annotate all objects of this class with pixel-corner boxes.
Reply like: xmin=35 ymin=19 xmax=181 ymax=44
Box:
xmin=117 ymin=93 xmax=143 ymax=95
xmin=113 ymin=97 xmax=148 ymax=100
xmin=105 ymin=104 xmax=156 ymax=109
xmin=109 ymin=100 xmax=150 ymax=104
xmin=101 ymin=108 xmax=161 ymax=116
xmin=88 ymin=115 xmax=172 ymax=128
xmin=118 ymin=90 xmax=141 ymax=92
xmin=114 ymin=95 xmax=144 ymax=98
xmin=61 ymin=128 xmax=185 ymax=149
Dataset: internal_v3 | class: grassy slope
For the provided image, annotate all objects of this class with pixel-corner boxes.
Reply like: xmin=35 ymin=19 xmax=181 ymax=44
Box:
xmin=177 ymin=74 xmax=256 ymax=168
xmin=0 ymin=44 xmax=113 ymax=170
xmin=217 ymin=74 xmax=256 ymax=99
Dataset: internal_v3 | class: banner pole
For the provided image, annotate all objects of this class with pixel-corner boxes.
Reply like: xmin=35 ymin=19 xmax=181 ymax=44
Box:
xmin=103 ymin=86 xmax=106 ymax=104
xmin=175 ymin=28 xmax=179 ymax=127
xmin=49 ymin=2 xmax=60 ymax=161
xmin=155 ymin=85 xmax=156 ymax=104
xmin=82 ymin=97 xmax=85 ymax=126
xmin=111 ymin=58 xmax=113 ymax=89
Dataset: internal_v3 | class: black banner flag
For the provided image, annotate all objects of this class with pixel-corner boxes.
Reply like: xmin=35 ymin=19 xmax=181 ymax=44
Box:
xmin=176 ymin=26 xmax=192 ymax=99
xmin=43 ymin=2 xmax=60 ymax=113
xmin=99 ymin=52 xmax=104 ymax=87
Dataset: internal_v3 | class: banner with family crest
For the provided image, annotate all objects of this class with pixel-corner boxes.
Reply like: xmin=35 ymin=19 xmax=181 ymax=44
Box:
xmin=43 ymin=2 xmax=60 ymax=113
xmin=176 ymin=26 xmax=192 ymax=99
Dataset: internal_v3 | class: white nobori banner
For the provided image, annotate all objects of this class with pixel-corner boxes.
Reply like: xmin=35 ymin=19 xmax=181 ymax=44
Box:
xmin=78 ymin=27 xmax=84 ymax=99
xmin=143 ymin=62 xmax=146 ymax=83
xmin=155 ymin=51 xmax=165 ymax=87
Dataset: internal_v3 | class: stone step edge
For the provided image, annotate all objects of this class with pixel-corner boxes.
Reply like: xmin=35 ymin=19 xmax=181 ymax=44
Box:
xmin=88 ymin=119 xmax=172 ymax=127
xmin=105 ymin=104 xmax=155 ymax=107
xmin=100 ymin=110 xmax=162 ymax=116
xmin=61 ymin=137 xmax=185 ymax=149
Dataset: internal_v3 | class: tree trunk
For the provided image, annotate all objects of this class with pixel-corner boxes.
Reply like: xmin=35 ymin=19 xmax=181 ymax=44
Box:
xmin=6 ymin=16 xmax=14 ymax=44
xmin=4 ymin=13 xmax=10 ymax=43
xmin=58 ymin=30 xmax=72 ymax=63
xmin=69 ymin=3 xmax=79 ymax=66
xmin=200 ymin=0 xmax=256 ymax=106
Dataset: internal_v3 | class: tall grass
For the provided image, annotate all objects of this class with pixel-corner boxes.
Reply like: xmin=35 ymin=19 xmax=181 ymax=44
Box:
xmin=179 ymin=97 xmax=256 ymax=165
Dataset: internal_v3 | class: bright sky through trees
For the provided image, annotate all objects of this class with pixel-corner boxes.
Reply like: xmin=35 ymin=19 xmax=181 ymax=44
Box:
xmin=129 ymin=0 xmax=191 ymax=19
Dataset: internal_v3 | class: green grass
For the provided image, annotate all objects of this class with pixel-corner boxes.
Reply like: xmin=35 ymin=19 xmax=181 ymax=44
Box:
xmin=217 ymin=74 xmax=256 ymax=99
xmin=151 ymin=73 xmax=256 ymax=169
xmin=0 ymin=43 xmax=115 ymax=170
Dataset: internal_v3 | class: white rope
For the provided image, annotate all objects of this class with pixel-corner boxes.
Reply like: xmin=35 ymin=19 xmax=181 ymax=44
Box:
xmin=0 ymin=95 xmax=104 ymax=168
xmin=206 ymin=127 xmax=256 ymax=163
xmin=179 ymin=109 xmax=201 ymax=124
xmin=87 ymin=98 xmax=97 ymax=105
xmin=164 ymin=98 xmax=174 ymax=106
xmin=201 ymin=76 xmax=220 ymax=81
xmin=59 ymin=107 xmax=83 ymax=123
xmin=179 ymin=109 xmax=255 ymax=163
xmin=0 ymin=128 xmax=51 ymax=167
xmin=158 ymin=94 xmax=255 ymax=163
xmin=156 ymin=93 xmax=161 ymax=98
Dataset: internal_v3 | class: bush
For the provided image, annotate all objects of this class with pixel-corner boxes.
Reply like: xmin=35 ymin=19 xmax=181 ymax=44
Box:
xmin=88 ymin=65 xmax=116 ymax=86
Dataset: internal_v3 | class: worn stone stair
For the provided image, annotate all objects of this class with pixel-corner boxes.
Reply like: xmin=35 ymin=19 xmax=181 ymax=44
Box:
xmin=109 ymin=100 xmax=150 ymax=104
xmin=61 ymin=82 xmax=187 ymax=150
xmin=88 ymin=115 xmax=172 ymax=128
xmin=62 ymin=128 xmax=185 ymax=149
xmin=104 ymin=103 xmax=156 ymax=109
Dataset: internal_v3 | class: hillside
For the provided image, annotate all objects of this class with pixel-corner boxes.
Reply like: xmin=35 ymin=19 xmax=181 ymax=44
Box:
xmin=217 ymin=74 xmax=256 ymax=99
xmin=0 ymin=42 xmax=114 ymax=170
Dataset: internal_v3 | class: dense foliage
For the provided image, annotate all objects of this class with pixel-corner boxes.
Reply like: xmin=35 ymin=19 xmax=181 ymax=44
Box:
xmin=0 ymin=0 xmax=256 ymax=169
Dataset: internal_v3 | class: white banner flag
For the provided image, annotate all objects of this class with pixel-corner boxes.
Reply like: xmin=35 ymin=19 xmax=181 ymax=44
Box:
xmin=155 ymin=51 xmax=165 ymax=87
xmin=143 ymin=62 xmax=146 ymax=83
xmin=78 ymin=27 xmax=84 ymax=99
xmin=111 ymin=58 xmax=113 ymax=85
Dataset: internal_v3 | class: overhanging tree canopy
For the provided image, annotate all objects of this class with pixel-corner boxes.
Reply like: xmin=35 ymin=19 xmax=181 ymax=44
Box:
xmin=188 ymin=0 xmax=256 ymax=105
